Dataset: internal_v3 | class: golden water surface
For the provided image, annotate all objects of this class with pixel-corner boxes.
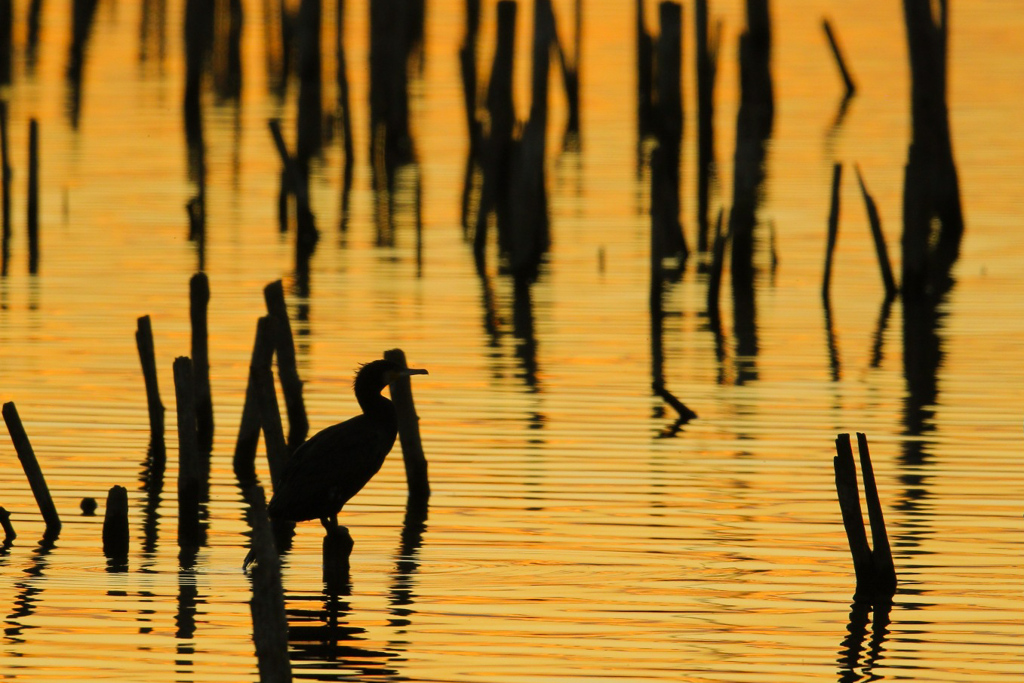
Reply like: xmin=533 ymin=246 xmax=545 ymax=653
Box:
xmin=0 ymin=1 xmax=1021 ymax=681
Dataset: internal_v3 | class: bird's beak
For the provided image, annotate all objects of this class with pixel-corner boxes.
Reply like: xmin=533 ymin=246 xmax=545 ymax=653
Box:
xmin=388 ymin=367 xmax=428 ymax=384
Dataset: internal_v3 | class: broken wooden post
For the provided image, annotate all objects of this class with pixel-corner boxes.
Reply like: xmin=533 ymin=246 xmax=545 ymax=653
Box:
xmin=2 ymin=402 xmax=61 ymax=537
xmin=822 ymin=18 xmax=856 ymax=97
xmin=833 ymin=432 xmax=897 ymax=602
xmin=822 ymin=162 xmax=843 ymax=300
xmin=383 ymin=348 xmax=430 ymax=502
xmin=0 ymin=506 xmax=16 ymax=542
xmin=855 ymin=165 xmax=898 ymax=301
xmin=190 ymin=273 xmax=213 ymax=452
xmin=234 ymin=315 xmax=275 ymax=484
xmin=102 ymin=485 xmax=129 ymax=560
xmin=135 ymin=315 xmax=165 ymax=442
xmin=264 ymin=280 xmax=308 ymax=452
xmin=27 ymin=118 xmax=39 ymax=274
xmin=242 ymin=484 xmax=291 ymax=682
xmin=173 ymin=356 xmax=203 ymax=548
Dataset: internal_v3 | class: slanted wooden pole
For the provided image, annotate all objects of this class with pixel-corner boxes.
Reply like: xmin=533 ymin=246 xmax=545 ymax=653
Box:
xmin=2 ymin=402 xmax=61 ymax=537
xmin=822 ymin=162 xmax=842 ymax=300
xmin=822 ymin=18 xmax=856 ymax=97
xmin=135 ymin=315 xmax=165 ymax=441
xmin=253 ymin=318 xmax=289 ymax=492
xmin=856 ymin=432 xmax=897 ymax=596
xmin=102 ymin=485 xmax=129 ymax=560
xmin=383 ymin=348 xmax=430 ymax=502
xmin=173 ymin=356 xmax=202 ymax=548
xmin=855 ymin=165 xmax=898 ymax=301
xmin=834 ymin=434 xmax=873 ymax=592
xmin=242 ymin=484 xmax=291 ymax=682
xmin=234 ymin=315 xmax=275 ymax=484
xmin=263 ymin=280 xmax=308 ymax=452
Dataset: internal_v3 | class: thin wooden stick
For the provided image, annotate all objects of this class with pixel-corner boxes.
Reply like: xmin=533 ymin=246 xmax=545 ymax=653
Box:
xmin=855 ymin=165 xmax=898 ymax=300
xmin=856 ymin=432 xmax=897 ymax=596
xmin=135 ymin=315 xmax=165 ymax=441
xmin=254 ymin=321 xmax=289 ymax=492
xmin=822 ymin=162 xmax=842 ymax=300
xmin=263 ymin=280 xmax=308 ymax=452
xmin=383 ymin=348 xmax=430 ymax=502
xmin=2 ymin=402 xmax=61 ymax=537
xmin=822 ymin=18 xmax=856 ymax=97
xmin=234 ymin=315 xmax=275 ymax=484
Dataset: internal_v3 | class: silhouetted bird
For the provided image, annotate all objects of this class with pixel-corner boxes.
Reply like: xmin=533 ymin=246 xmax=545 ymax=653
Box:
xmin=244 ymin=359 xmax=427 ymax=569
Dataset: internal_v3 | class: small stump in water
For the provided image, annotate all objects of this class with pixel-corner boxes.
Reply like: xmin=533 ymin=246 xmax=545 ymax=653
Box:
xmin=323 ymin=525 xmax=354 ymax=592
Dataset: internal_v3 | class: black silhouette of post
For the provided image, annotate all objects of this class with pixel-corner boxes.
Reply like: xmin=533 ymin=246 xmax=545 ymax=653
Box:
xmin=136 ymin=315 xmax=166 ymax=442
xmin=822 ymin=162 xmax=842 ymax=300
xmin=383 ymin=348 xmax=430 ymax=502
xmin=855 ymin=165 xmax=898 ymax=300
xmin=822 ymin=18 xmax=856 ymax=97
xmin=27 ymin=119 xmax=39 ymax=274
xmin=264 ymin=280 xmax=308 ymax=453
xmin=173 ymin=357 xmax=203 ymax=548
xmin=190 ymin=274 xmax=213 ymax=453
xmin=1 ymin=100 xmax=11 ymax=276
xmin=695 ymin=0 xmax=720 ymax=253
xmin=2 ymin=402 xmax=62 ymax=537
xmin=102 ymin=485 xmax=130 ymax=563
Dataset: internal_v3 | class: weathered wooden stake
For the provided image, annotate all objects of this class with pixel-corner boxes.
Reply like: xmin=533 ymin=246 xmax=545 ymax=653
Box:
xmin=383 ymin=348 xmax=430 ymax=502
xmin=263 ymin=280 xmax=308 ymax=452
xmin=822 ymin=162 xmax=842 ymax=300
xmin=102 ymin=485 xmax=129 ymax=559
xmin=27 ymin=118 xmax=39 ymax=274
xmin=190 ymin=273 xmax=213 ymax=452
xmin=822 ymin=18 xmax=856 ymax=97
xmin=834 ymin=432 xmax=897 ymax=601
xmin=242 ymin=484 xmax=291 ymax=682
xmin=135 ymin=315 xmax=165 ymax=441
xmin=254 ymin=320 xmax=289 ymax=492
xmin=2 ymin=402 xmax=61 ymax=537
xmin=855 ymin=165 xmax=898 ymax=301
xmin=234 ymin=315 xmax=275 ymax=484
xmin=173 ymin=357 xmax=202 ymax=548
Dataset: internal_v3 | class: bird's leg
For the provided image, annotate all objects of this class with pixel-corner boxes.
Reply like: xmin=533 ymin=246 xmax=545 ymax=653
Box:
xmin=320 ymin=515 xmax=338 ymax=532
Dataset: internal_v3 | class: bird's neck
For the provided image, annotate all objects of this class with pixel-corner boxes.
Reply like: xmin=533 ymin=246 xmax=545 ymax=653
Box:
xmin=357 ymin=391 xmax=393 ymax=416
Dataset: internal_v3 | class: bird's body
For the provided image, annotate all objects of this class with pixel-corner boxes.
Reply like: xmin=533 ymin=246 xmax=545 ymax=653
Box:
xmin=266 ymin=359 xmax=427 ymax=531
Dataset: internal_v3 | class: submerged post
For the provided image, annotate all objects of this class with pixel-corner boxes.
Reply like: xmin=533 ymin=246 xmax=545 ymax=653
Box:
xmin=102 ymin=485 xmax=130 ymax=560
xmin=855 ymin=165 xmax=898 ymax=301
xmin=173 ymin=356 xmax=202 ymax=548
xmin=135 ymin=315 xmax=165 ymax=441
xmin=383 ymin=348 xmax=430 ymax=502
xmin=190 ymin=273 xmax=213 ymax=452
xmin=2 ymin=402 xmax=61 ymax=537
xmin=234 ymin=315 xmax=275 ymax=484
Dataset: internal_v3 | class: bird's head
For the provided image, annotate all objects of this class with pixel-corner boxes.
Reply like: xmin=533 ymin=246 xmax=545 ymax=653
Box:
xmin=354 ymin=358 xmax=429 ymax=403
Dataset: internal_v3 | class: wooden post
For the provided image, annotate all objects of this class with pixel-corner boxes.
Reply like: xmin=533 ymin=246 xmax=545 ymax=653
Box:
xmin=173 ymin=357 xmax=202 ymax=548
xmin=2 ymin=402 xmax=61 ymax=537
xmin=0 ymin=506 xmax=14 ymax=542
xmin=135 ymin=315 xmax=165 ymax=441
xmin=190 ymin=273 xmax=213 ymax=452
xmin=383 ymin=349 xmax=430 ymax=502
xmin=855 ymin=165 xmax=898 ymax=301
xmin=234 ymin=315 xmax=275 ymax=484
xmin=242 ymin=484 xmax=291 ymax=682
xmin=254 ymin=322 xmax=289 ymax=492
xmin=706 ymin=208 xmax=727 ymax=318
xmin=855 ymin=432 xmax=897 ymax=596
xmin=822 ymin=162 xmax=842 ymax=300
xmin=322 ymin=524 xmax=353 ymax=593
xmin=822 ymin=18 xmax=856 ymax=97
xmin=263 ymin=280 xmax=308 ymax=452
xmin=27 ymin=118 xmax=39 ymax=274
xmin=268 ymin=118 xmax=319 ymax=259
xmin=0 ymin=0 xmax=10 ymax=85
xmin=695 ymin=0 xmax=720 ymax=253
xmin=102 ymin=485 xmax=130 ymax=560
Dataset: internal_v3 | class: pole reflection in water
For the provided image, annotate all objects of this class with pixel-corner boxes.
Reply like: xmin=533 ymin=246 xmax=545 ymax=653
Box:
xmin=4 ymin=534 xmax=54 ymax=644
xmin=836 ymin=599 xmax=892 ymax=683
